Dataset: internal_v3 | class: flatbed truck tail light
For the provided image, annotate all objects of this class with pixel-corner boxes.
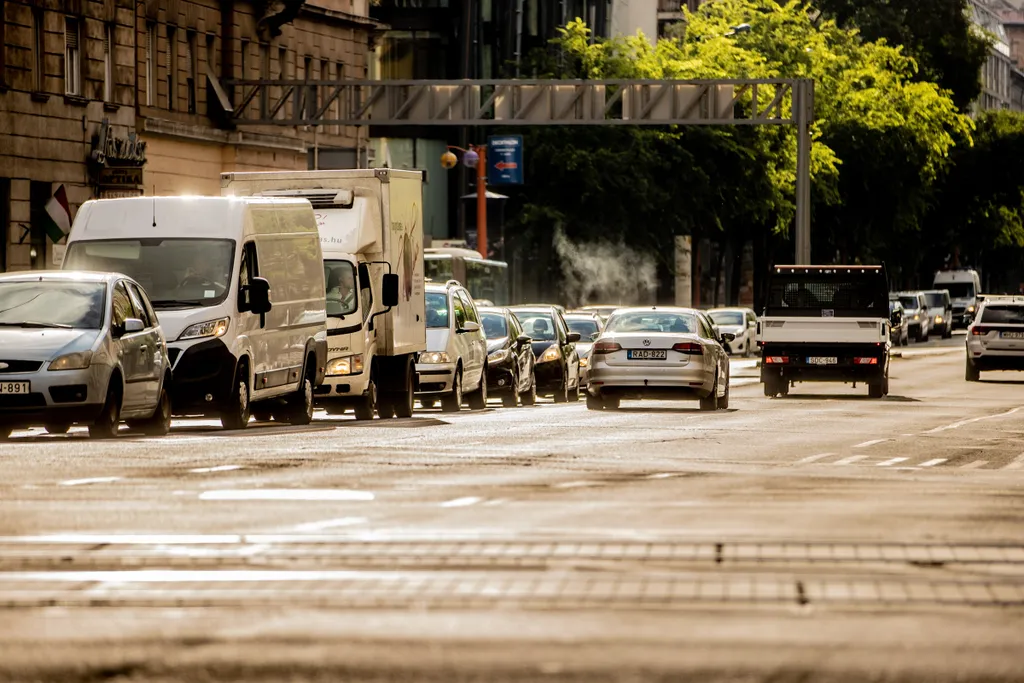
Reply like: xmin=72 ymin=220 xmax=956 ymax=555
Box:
xmin=671 ymin=342 xmax=703 ymax=355
xmin=593 ymin=341 xmax=622 ymax=354
xmin=854 ymin=357 xmax=879 ymax=365
xmin=971 ymin=326 xmax=989 ymax=336
xmin=764 ymin=356 xmax=789 ymax=364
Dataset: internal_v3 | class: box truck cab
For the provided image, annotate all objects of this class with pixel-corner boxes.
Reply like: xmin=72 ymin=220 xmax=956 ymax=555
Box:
xmin=60 ymin=196 xmax=328 ymax=430
xmin=221 ymin=169 xmax=425 ymax=420
xmin=933 ymin=269 xmax=981 ymax=328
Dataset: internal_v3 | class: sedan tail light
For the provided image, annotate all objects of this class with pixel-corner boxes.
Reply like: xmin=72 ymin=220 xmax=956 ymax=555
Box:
xmin=592 ymin=341 xmax=622 ymax=354
xmin=671 ymin=342 xmax=703 ymax=355
xmin=971 ymin=326 xmax=989 ymax=336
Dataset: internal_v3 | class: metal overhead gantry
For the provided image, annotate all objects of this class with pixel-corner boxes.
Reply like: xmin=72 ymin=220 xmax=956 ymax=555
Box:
xmin=217 ymin=77 xmax=814 ymax=264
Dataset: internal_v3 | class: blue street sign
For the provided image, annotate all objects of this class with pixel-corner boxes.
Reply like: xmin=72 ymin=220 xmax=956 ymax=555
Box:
xmin=487 ymin=135 xmax=524 ymax=185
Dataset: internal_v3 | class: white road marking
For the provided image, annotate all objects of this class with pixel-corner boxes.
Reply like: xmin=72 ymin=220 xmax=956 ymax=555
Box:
xmin=0 ymin=534 xmax=242 ymax=544
xmin=876 ymin=457 xmax=909 ymax=467
xmin=796 ymin=453 xmax=834 ymax=464
xmin=854 ymin=439 xmax=888 ymax=449
xmin=833 ymin=455 xmax=869 ymax=465
xmin=58 ymin=477 xmax=121 ymax=487
xmin=1005 ymin=453 xmax=1024 ymax=470
xmin=552 ymin=480 xmax=602 ymax=489
xmin=292 ymin=517 xmax=367 ymax=532
xmin=189 ymin=465 xmax=244 ymax=473
xmin=199 ymin=489 xmax=374 ymax=502
xmin=919 ymin=458 xmax=948 ymax=468
xmin=924 ymin=407 xmax=1022 ymax=434
xmin=960 ymin=460 xmax=989 ymax=470
xmin=2 ymin=570 xmax=372 ymax=583
xmin=439 ymin=496 xmax=483 ymax=508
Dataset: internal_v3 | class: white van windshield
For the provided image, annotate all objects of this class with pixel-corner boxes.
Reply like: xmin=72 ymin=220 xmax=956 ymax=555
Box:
xmin=64 ymin=238 xmax=234 ymax=309
xmin=938 ymin=282 xmax=975 ymax=299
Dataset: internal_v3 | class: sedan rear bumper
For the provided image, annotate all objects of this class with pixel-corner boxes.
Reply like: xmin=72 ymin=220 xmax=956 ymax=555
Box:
xmin=587 ymin=363 xmax=712 ymax=398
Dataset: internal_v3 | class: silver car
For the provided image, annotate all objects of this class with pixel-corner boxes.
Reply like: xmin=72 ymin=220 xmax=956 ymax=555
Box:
xmin=565 ymin=311 xmax=604 ymax=388
xmin=0 ymin=271 xmax=172 ymax=440
xmin=586 ymin=306 xmax=733 ymax=411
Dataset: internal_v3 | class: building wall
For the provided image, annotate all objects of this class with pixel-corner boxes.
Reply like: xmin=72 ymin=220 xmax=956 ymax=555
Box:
xmin=611 ymin=0 xmax=658 ymax=40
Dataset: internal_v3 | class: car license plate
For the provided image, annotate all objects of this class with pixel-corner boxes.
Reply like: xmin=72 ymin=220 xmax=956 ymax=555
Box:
xmin=1001 ymin=331 xmax=1024 ymax=339
xmin=806 ymin=357 xmax=838 ymax=365
xmin=628 ymin=349 xmax=667 ymax=360
xmin=0 ymin=381 xmax=30 ymax=395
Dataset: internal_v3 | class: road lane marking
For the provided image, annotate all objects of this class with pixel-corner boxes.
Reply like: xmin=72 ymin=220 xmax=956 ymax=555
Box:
xmin=876 ymin=457 xmax=909 ymax=467
xmin=1005 ymin=454 xmax=1024 ymax=470
xmin=58 ymin=477 xmax=121 ymax=487
xmin=961 ymin=460 xmax=989 ymax=470
xmin=0 ymin=534 xmax=243 ymax=544
xmin=199 ymin=489 xmax=375 ymax=502
xmin=919 ymin=458 xmax=948 ymax=468
xmin=189 ymin=465 xmax=244 ymax=473
xmin=796 ymin=453 xmax=834 ymax=464
xmin=439 ymin=496 xmax=483 ymax=508
xmin=293 ymin=517 xmax=367 ymax=532
xmin=833 ymin=455 xmax=869 ymax=465
xmin=924 ymin=407 xmax=1022 ymax=434
xmin=854 ymin=439 xmax=889 ymax=449
xmin=552 ymin=480 xmax=602 ymax=489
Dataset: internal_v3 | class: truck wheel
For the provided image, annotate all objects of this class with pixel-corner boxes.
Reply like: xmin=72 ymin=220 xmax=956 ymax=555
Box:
xmin=764 ymin=375 xmax=781 ymax=397
xmin=376 ymin=395 xmax=396 ymax=419
xmin=965 ymin=358 xmax=980 ymax=382
xmin=868 ymin=380 xmax=885 ymax=399
xmin=354 ymin=379 xmax=376 ymax=421
xmin=467 ymin=367 xmax=488 ymax=410
xmin=392 ymin=360 xmax=415 ymax=418
xmin=441 ymin=369 xmax=462 ymax=413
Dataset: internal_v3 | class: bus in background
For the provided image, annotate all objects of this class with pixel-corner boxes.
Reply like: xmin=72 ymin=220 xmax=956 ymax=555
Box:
xmin=424 ymin=245 xmax=509 ymax=305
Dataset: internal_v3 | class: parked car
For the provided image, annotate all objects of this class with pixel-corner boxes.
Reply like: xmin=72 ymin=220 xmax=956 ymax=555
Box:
xmin=479 ymin=307 xmax=537 ymax=407
xmin=923 ymin=289 xmax=954 ymax=339
xmin=896 ymin=291 xmax=931 ymax=342
xmin=707 ymin=307 xmax=758 ymax=356
xmin=586 ymin=306 xmax=732 ymax=411
xmin=416 ymin=281 xmax=488 ymax=412
xmin=965 ymin=295 xmax=1024 ymax=381
xmin=0 ymin=271 xmax=172 ymax=440
xmin=508 ymin=305 xmax=581 ymax=403
xmin=889 ymin=299 xmax=909 ymax=347
xmin=564 ymin=311 xmax=604 ymax=388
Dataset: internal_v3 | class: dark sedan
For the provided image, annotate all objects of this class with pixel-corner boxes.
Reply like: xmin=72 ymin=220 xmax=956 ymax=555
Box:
xmin=508 ymin=305 xmax=581 ymax=403
xmin=479 ymin=307 xmax=537 ymax=407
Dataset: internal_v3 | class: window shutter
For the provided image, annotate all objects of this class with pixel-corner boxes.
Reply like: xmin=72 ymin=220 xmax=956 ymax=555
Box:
xmin=65 ymin=18 xmax=78 ymax=50
xmin=104 ymin=25 xmax=112 ymax=56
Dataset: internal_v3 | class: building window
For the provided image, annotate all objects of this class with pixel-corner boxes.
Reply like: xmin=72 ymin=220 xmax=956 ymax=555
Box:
xmin=186 ymin=30 xmax=197 ymax=113
xmin=146 ymin=22 xmax=155 ymax=105
xmin=278 ymin=46 xmax=287 ymax=78
xmin=103 ymin=23 xmax=114 ymax=101
xmin=166 ymin=25 xmax=177 ymax=110
xmin=64 ymin=16 xmax=81 ymax=96
xmin=240 ymin=39 xmax=250 ymax=78
xmin=32 ymin=8 xmax=45 ymax=91
xmin=259 ymin=43 xmax=269 ymax=77
xmin=206 ymin=33 xmax=216 ymax=78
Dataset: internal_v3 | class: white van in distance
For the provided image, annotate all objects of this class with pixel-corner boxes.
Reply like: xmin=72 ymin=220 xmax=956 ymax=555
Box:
xmin=933 ymin=268 xmax=982 ymax=328
xmin=61 ymin=196 xmax=328 ymax=429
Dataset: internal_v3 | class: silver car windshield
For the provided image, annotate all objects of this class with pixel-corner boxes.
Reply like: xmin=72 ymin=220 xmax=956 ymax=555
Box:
xmin=606 ymin=312 xmax=696 ymax=334
xmin=63 ymin=238 xmax=234 ymax=309
xmin=0 ymin=280 xmax=105 ymax=329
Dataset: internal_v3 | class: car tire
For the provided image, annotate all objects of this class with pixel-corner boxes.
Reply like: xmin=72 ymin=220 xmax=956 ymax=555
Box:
xmin=943 ymin=324 xmax=952 ymax=340
xmin=89 ymin=382 xmax=122 ymax=439
xmin=569 ymin=378 xmax=580 ymax=402
xmin=586 ymin=393 xmax=603 ymax=411
xmin=965 ymin=358 xmax=981 ymax=382
xmin=502 ymin=371 xmax=520 ymax=408
xmin=520 ymin=373 xmax=537 ymax=406
xmin=553 ymin=372 xmax=569 ymax=403
xmin=441 ymin=368 xmax=462 ymax=413
xmin=718 ymin=373 xmax=730 ymax=410
xmin=139 ymin=384 xmax=172 ymax=437
xmin=392 ymin=360 xmax=416 ymax=419
xmin=45 ymin=423 xmax=71 ymax=435
xmin=700 ymin=374 xmax=719 ymax=411
xmin=467 ymin=367 xmax=488 ymax=410
xmin=354 ymin=374 xmax=377 ymax=421
xmin=220 ymin=365 xmax=251 ymax=430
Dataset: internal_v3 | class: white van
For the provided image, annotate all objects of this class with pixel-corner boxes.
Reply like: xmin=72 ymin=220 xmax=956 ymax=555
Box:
xmin=933 ymin=269 xmax=981 ymax=328
xmin=61 ymin=196 xmax=328 ymax=429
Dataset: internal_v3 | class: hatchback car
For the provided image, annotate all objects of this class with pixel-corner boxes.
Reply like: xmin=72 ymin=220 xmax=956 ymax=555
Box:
xmin=586 ymin=306 xmax=732 ymax=411
xmin=564 ymin=311 xmax=604 ymax=388
xmin=416 ymin=281 xmax=488 ymax=412
xmin=896 ymin=291 xmax=931 ymax=342
xmin=888 ymin=299 xmax=909 ymax=347
xmin=509 ymin=305 xmax=581 ymax=402
xmin=923 ymin=289 xmax=954 ymax=339
xmin=479 ymin=306 xmax=537 ymax=407
xmin=707 ymin=307 xmax=757 ymax=356
xmin=966 ymin=296 xmax=1024 ymax=381
xmin=0 ymin=271 xmax=172 ymax=440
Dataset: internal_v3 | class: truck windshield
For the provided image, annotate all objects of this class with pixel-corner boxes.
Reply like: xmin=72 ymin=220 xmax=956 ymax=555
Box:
xmin=324 ymin=260 xmax=357 ymax=318
xmin=765 ymin=270 xmax=888 ymax=318
xmin=63 ymin=239 xmax=234 ymax=309
xmin=940 ymin=282 xmax=975 ymax=299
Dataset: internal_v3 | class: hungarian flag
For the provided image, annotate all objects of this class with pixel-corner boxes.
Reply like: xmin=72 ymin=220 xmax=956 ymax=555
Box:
xmin=41 ymin=184 xmax=71 ymax=243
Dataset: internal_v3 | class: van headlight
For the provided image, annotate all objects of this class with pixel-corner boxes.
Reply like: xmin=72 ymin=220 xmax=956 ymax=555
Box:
xmin=539 ymin=344 xmax=560 ymax=363
xmin=420 ymin=351 xmax=451 ymax=364
xmin=48 ymin=350 xmax=93 ymax=371
xmin=178 ymin=317 xmax=230 ymax=341
xmin=968 ymin=305 xmax=976 ymax=313
xmin=487 ymin=349 xmax=511 ymax=364
xmin=326 ymin=354 xmax=363 ymax=376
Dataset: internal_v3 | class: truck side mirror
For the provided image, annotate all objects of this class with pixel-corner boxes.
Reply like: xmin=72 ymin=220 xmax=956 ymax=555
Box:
xmin=382 ymin=273 xmax=399 ymax=308
xmin=248 ymin=277 xmax=272 ymax=315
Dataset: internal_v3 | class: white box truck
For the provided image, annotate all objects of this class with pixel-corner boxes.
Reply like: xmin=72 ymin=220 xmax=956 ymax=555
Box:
xmin=933 ymin=268 xmax=981 ymax=328
xmin=221 ymin=169 xmax=426 ymax=420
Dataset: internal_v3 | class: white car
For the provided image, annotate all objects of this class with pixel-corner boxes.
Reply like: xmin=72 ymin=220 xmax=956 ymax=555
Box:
xmin=586 ymin=306 xmax=733 ymax=411
xmin=0 ymin=271 xmax=172 ymax=440
xmin=416 ymin=281 xmax=488 ymax=412
xmin=707 ymin=307 xmax=758 ymax=356
xmin=966 ymin=296 xmax=1024 ymax=381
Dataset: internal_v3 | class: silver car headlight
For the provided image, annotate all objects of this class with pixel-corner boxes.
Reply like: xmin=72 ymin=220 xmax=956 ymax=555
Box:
xmin=487 ymin=349 xmax=511 ymax=364
xmin=178 ymin=317 xmax=230 ymax=341
xmin=326 ymin=355 xmax=363 ymax=376
xmin=48 ymin=350 xmax=93 ymax=371
xmin=420 ymin=351 xmax=451 ymax=364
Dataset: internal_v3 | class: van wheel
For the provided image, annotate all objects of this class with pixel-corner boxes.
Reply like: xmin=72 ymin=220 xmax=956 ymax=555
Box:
xmin=467 ymin=367 xmax=488 ymax=410
xmin=221 ymin=366 xmax=250 ymax=430
xmin=392 ymin=360 xmax=415 ymax=418
xmin=139 ymin=384 xmax=172 ymax=436
xmin=89 ymin=382 xmax=122 ymax=439
xmin=284 ymin=374 xmax=314 ymax=426
xmin=441 ymin=369 xmax=463 ymax=413
xmin=45 ymin=423 xmax=71 ymax=435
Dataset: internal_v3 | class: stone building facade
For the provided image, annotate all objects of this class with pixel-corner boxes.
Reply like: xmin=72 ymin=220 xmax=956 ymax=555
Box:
xmin=1 ymin=0 xmax=379 ymax=272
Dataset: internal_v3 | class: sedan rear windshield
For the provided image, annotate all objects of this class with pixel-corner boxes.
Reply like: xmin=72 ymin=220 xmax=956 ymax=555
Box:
xmin=709 ymin=311 xmax=744 ymax=326
xmin=980 ymin=305 xmax=1024 ymax=324
xmin=605 ymin=312 xmax=696 ymax=334
xmin=0 ymin=280 xmax=105 ymax=329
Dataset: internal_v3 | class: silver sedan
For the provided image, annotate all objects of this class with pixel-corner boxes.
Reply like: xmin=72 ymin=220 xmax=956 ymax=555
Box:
xmin=585 ymin=307 xmax=733 ymax=411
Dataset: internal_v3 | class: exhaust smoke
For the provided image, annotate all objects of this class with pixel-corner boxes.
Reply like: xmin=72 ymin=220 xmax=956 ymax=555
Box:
xmin=553 ymin=228 xmax=658 ymax=309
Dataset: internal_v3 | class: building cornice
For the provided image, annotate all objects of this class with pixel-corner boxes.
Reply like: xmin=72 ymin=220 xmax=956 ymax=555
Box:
xmin=300 ymin=5 xmax=388 ymax=31
xmin=140 ymin=116 xmax=307 ymax=153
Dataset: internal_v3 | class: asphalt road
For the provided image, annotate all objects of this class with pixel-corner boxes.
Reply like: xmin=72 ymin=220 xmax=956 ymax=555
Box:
xmin=1 ymin=333 xmax=1023 ymax=682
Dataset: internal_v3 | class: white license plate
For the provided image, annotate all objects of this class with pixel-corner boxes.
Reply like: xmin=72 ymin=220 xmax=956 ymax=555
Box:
xmin=0 ymin=381 xmax=30 ymax=395
xmin=1000 ymin=331 xmax=1024 ymax=339
xmin=628 ymin=349 xmax=667 ymax=360
xmin=806 ymin=357 xmax=838 ymax=365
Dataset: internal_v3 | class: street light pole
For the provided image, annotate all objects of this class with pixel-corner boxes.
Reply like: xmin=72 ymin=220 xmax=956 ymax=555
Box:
xmin=442 ymin=143 xmax=489 ymax=259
